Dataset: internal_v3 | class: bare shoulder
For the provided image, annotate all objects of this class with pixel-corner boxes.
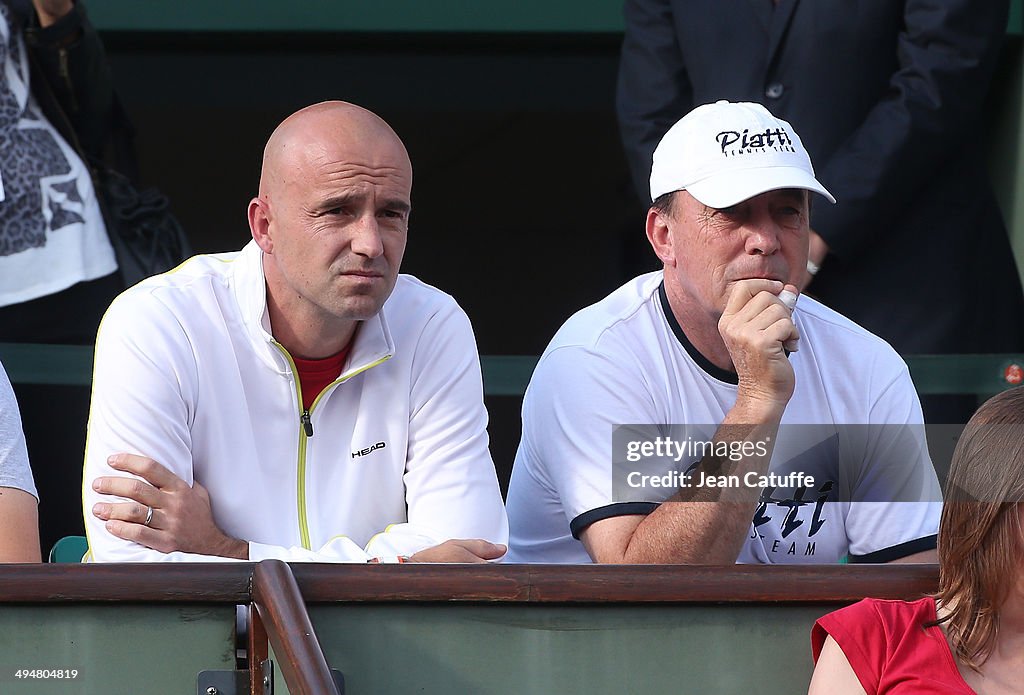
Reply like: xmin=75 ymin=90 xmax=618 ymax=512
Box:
xmin=808 ymin=635 xmax=868 ymax=695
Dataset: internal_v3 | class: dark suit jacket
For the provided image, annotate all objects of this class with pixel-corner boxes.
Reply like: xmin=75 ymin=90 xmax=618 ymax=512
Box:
xmin=617 ymin=0 xmax=1024 ymax=355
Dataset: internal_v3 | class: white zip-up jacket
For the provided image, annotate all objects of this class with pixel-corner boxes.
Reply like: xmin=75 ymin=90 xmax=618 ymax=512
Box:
xmin=83 ymin=241 xmax=509 ymax=562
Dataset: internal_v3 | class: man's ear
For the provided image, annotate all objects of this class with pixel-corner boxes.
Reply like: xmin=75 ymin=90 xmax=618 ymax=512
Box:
xmin=646 ymin=207 xmax=676 ymax=268
xmin=249 ymin=197 xmax=273 ymax=253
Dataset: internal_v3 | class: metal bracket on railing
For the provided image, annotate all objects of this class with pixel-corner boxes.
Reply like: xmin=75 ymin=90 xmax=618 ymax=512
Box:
xmin=332 ymin=669 xmax=346 ymax=693
xmin=198 ymin=662 xmax=343 ymax=695
xmin=196 ymin=669 xmax=247 ymax=695
xmin=261 ymin=659 xmax=274 ymax=695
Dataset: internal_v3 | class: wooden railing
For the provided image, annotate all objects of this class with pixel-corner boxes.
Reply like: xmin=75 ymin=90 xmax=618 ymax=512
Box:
xmin=288 ymin=562 xmax=938 ymax=603
xmin=251 ymin=560 xmax=341 ymax=695
xmin=0 ymin=562 xmax=939 ymax=694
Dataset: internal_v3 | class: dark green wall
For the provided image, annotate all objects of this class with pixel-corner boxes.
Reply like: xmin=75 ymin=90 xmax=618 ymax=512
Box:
xmin=86 ymin=0 xmax=1024 ymax=34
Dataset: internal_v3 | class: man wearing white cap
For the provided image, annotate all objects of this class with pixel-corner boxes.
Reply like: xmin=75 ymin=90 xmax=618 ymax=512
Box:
xmin=505 ymin=101 xmax=940 ymax=564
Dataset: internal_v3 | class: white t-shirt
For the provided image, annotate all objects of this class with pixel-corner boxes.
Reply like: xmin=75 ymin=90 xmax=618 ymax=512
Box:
xmin=0 ymin=4 xmax=116 ymax=307
xmin=506 ymin=272 xmax=940 ymax=564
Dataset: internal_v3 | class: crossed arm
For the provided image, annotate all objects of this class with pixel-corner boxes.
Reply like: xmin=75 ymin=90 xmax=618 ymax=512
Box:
xmin=90 ymin=453 xmax=504 ymax=563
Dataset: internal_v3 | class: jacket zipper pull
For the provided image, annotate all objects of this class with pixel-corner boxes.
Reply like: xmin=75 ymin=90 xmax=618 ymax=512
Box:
xmin=301 ymin=410 xmax=313 ymax=437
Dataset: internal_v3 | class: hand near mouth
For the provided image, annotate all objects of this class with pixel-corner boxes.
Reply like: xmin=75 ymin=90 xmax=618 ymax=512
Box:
xmin=718 ymin=279 xmax=801 ymax=418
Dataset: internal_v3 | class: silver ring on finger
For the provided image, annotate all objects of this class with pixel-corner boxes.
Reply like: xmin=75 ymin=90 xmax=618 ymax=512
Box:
xmin=143 ymin=505 xmax=154 ymax=527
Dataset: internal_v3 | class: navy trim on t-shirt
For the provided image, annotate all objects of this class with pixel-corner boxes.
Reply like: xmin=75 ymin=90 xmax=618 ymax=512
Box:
xmin=570 ymin=502 xmax=660 ymax=539
xmin=848 ymin=534 xmax=937 ymax=563
xmin=658 ymin=281 xmax=739 ymax=385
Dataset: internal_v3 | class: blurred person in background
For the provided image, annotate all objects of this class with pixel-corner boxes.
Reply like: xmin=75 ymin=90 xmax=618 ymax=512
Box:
xmin=0 ymin=0 xmax=119 ymax=340
xmin=0 ymin=0 xmax=121 ymax=555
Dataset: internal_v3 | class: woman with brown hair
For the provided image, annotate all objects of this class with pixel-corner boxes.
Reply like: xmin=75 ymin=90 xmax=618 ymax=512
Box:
xmin=808 ymin=386 xmax=1024 ymax=694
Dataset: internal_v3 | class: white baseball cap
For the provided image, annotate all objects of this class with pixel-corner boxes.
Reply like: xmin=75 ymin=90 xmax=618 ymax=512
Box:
xmin=649 ymin=100 xmax=836 ymax=208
